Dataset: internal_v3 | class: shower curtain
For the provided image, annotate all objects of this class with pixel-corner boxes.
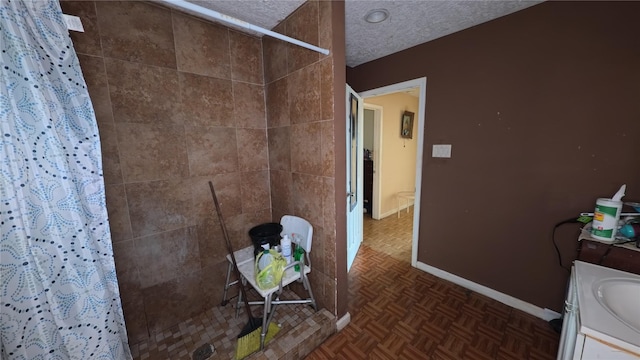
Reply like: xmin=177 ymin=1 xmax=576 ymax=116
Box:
xmin=0 ymin=1 xmax=131 ymax=359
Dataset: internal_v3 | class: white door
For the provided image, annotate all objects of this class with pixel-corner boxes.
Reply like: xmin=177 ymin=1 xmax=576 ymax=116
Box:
xmin=346 ymin=85 xmax=363 ymax=272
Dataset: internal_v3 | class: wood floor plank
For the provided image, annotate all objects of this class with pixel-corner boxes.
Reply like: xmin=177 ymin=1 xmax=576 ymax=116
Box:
xmin=307 ymin=208 xmax=560 ymax=359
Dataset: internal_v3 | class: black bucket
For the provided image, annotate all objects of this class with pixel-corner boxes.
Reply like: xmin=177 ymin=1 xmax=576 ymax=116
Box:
xmin=249 ymin=223 xmax=282 ymax=257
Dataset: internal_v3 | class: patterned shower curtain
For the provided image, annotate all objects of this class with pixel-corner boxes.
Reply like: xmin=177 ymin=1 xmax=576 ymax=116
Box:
xmin=0 ymin=1 xmax=131 ymax=359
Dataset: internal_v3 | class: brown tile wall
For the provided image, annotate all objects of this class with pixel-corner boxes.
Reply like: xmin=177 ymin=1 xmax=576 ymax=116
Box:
xmin=264 ymin=1 xmax=338 ymax=315
xmin=61 ymin=1 xmax=272 ymax=343
xmin=62 ymin=0 xmax=340 ymax=344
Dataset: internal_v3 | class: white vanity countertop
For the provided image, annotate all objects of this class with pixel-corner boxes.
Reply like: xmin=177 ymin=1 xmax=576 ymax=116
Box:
xmin=574 ymin=261 xmax=640 ymax=356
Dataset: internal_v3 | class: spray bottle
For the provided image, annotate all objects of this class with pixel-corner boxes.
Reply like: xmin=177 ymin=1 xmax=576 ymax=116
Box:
xmin=294 ymin=246 xmax=304 ymax=272
xmin=281 ymin=234 xmax=292 ymax=264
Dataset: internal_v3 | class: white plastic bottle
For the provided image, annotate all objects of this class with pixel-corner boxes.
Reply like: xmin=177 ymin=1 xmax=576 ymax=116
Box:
xmin=281 ymin=234 xmax=292 ymax=264
xmin=257 ymin=249 xmax=272 ymax=271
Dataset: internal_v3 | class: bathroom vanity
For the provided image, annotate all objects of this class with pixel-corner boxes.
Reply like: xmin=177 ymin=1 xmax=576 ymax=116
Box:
xmin=557 ymin=261 xmax=640 ymax=359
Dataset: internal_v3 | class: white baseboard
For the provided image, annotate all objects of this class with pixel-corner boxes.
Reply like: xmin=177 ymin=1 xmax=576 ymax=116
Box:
xmin=380 ymin=203 xmax=414 ymax=219
xmin=336 ymin=312 xmax=351 ymax=332
xmin=415 ymin=261 xmax=561 ymax=322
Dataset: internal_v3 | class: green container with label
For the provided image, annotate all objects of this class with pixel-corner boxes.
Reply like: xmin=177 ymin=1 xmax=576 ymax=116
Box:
xmin=591 ymin=198 xmax=622 ymax=242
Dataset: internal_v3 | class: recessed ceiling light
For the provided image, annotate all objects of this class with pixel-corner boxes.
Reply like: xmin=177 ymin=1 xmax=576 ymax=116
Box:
xmin=364 ymin=9 xmax=389 ymax=24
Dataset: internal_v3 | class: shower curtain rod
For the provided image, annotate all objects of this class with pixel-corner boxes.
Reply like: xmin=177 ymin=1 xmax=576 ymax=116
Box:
xmin=162 ymin=0 xmax=330 ymax=56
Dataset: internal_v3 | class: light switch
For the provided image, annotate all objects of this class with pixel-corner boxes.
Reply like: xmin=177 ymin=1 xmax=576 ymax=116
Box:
xmin=432 ymin=144 xmax=452 ymax=158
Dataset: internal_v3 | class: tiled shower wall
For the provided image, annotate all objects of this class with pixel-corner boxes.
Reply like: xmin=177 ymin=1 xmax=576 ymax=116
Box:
xmin=60 ymin=0 xmax=339 ymax=344
xmin=264 ymin=1 xmax=338 ymax=315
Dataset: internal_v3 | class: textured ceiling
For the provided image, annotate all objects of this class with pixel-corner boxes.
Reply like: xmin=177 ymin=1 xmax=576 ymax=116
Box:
xmin=187 ymin=0 xmax=306 ymax=31
xmin=179 ymin=0 xmax=542 ymax=67
xmin=345 ymin=0 xmax=541 ymax=67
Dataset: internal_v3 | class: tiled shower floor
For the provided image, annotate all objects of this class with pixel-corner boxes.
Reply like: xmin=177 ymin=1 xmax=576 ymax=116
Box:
xmin=129 ymin=288 xmax=328 ymax=360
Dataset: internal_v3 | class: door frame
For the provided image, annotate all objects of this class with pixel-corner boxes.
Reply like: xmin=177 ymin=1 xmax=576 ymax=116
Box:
xmin=346 ymin=85 xmax=364 ymax=272
xmin=358 ymin=77 xmax=426 ymax=267
xmin=362 ymin=103 xmax=383 ymax=220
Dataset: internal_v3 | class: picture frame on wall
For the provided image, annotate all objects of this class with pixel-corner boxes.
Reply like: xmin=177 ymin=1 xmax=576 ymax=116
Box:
xmin=401 ymin=111 xmax=414 ymax=139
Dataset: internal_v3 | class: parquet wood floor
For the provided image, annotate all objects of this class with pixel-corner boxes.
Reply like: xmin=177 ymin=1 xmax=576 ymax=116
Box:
xmin=363 ymin=210 xmax=413 ymax=263
xmin=307 ymin=208 xmax=560 ymax=359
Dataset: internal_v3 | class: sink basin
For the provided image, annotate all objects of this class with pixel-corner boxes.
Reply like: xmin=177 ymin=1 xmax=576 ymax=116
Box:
xmin=593 ymin=278 xmax=640 ymax=334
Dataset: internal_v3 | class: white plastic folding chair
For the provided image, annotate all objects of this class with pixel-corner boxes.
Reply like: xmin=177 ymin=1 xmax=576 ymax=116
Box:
xmin=221 ymin=246 xmax=254 ymax=306
xmin=235 ymin=215 xmax=317 ymax=349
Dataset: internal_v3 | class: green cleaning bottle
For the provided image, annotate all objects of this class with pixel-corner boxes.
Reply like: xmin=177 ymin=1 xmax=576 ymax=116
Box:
xmin=294 ymin=247 xmax=304 ymax=272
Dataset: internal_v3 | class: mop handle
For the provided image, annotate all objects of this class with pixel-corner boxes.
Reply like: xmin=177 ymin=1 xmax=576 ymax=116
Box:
xmin=208 ymin=181 xmax=254 ymax=320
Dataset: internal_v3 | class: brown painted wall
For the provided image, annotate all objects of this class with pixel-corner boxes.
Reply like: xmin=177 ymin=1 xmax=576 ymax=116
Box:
xmin=347 ymin=1 xmax=640 ymax=312
xmin=61 ymin=0 xmax=342 ymax=343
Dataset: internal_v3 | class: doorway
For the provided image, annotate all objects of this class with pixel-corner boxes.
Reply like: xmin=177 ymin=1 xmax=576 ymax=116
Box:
xmin=362 ymin=104 xmax=382 ymax=219
xmin=358 ymin=78 xmax=426 ymax=267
